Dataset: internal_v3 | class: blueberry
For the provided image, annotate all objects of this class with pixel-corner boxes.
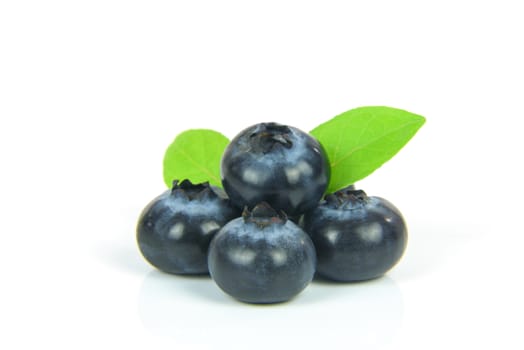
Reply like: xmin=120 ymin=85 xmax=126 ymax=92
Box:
xmin=208 ymin=203 xmax=316 ymax=304
xmin=221 ymin=122 xmax=330 ymax=217
xmin=302 ymin=188 xmax=407 ymax=282
xmin=136 ymin=180 xmax=240 ymax=275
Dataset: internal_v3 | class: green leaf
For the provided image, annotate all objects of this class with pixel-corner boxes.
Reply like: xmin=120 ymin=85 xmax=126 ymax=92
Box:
xmin=163 ymin=129 xmax=229 ymax=188
xmin=310 ymin=106 xmax=425 ymax=193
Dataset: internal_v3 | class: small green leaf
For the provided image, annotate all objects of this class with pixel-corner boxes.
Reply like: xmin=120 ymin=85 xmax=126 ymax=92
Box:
xmin=311 ymin=106 xmax=425 ymax=193
xmin=163 ymin=129 xmax=229 ymax=188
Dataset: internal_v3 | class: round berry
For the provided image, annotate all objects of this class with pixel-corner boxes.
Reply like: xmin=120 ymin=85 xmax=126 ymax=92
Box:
xmin=136 ymin=180 xmax=240 ymax=275
xmin=208 ymin=203 xmax=316 ymax=303
xmin=302 ymin=188 xmax=407 ymax=281
xmin=221 ymin=122 xmax=330 ymax=217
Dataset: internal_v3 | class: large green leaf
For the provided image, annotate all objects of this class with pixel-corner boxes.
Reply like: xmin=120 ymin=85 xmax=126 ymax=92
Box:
xmin=311 ymin=106 xmax=425 ymax=193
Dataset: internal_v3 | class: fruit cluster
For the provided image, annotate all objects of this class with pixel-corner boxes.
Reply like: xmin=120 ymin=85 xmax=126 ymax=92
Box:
xmin=137 ymin=121 xmax=411 ymax=304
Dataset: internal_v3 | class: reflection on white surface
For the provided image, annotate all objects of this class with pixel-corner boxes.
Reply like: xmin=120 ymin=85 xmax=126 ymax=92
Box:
xmin=137 ymin=271 xmax=404 ymax=350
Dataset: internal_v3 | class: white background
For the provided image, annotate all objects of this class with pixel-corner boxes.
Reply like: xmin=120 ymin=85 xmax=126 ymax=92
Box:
xmin=1 ymin=1 xmax=523 ymax=349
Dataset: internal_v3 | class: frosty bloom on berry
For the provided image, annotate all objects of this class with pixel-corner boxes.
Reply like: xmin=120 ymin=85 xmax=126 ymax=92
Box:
xmin=136 ymin=180 xmax=240 ymax=275
xmin=208 ymin=202 xmax=316 ymax=303
xmin=302 ymin=187 xmax=407 ymax=281
xmin=221 ymin=122 xmax=330 ymax=217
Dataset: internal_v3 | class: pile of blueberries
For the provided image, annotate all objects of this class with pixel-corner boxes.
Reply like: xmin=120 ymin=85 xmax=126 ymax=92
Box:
xmin=137 ymin=123 xmax=407 ymax=304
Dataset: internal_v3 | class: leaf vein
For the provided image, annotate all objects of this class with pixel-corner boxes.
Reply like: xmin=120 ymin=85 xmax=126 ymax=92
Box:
xmin=330 ymin=120 xmax=421 ymax=168
xmin=174 ymin=148 xmax=220 ymax=184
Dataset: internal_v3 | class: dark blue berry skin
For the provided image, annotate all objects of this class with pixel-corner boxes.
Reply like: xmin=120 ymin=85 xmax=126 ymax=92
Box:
xmin=208 ymin=203 xmax=316 ymax=304
xmin=136 ymin=180 xmax=241 ymax=275
xmin=302 ymin=188 xmax=407 ymax=282
xmin=221 ymin=123 xmax=330 ymax=217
